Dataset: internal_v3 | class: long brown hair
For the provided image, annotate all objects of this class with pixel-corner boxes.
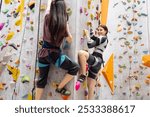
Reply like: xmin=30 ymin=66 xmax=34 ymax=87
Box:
xmin=46 ymin=0 xmax=67 ymax=42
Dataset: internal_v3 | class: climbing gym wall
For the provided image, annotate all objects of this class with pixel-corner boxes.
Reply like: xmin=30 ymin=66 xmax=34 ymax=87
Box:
xmin=0 ymin=0 xmax=150 ymax=100
xmin=101 ymin=0 xmax=150 ymax=100
xmin=0 ymin=0 xmax=37 ymax=100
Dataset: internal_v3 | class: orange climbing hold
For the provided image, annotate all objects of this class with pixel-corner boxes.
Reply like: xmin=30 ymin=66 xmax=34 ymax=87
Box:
xmin=101 ymin=0 xmax=109 ymax=25
xmin=0 ymin=83 xmax=4 ymax=90
xmin=102 ymin=54 xmax=114 ymax=94
xmin=61 ymin=95 xmax=70 ymax=100
xmin=147 ymin=74 xmax=150 ymax=79
xmin=142 ymin=55 xmax=150 ymax=67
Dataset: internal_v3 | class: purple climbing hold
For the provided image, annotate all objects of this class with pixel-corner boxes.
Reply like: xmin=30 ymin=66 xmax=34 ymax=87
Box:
xmin=0 ymin=23 xmax=5 ymax=31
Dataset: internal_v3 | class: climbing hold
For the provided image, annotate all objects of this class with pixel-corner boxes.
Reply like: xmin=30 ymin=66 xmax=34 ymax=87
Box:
xmin=21 ymin=75 xmax=30 ymax=83
xmin=90 ymin=13 xmax=94 ymax=20
xmin=15 ymin=19 xmax=22 ymax=26
xmin=134 ymin=83 xmax=141 ymax=90
xmin=27 ymin=92 xmax=32 ymax=100
xmin=102 ymin=54 xmax=114 ymax=94
xmin=127 ymin=31 xmax=133 ymax=34
xmin=40 ymin=4 xmax=47 ymax=11
xmin=13 ymin=12 xmax=19 ymax=18
xmin=66 ymin=8 xmax=72 ymax=16
xmin=80 ymin=7 xmax=83 ymax=14
xmin=133 ymin=36 xmax=140 ymax=41
xmin=6 ymin=32 xmax=15 ymax=41
xmin=147 ymin=74 xmax=150 ymax=79
xmin=16 ymin=4 xmax=21 ymax=13
xmin=117 ymin=25 xmax=122 ymax=32
xmin=88 ymin=0 xmax=92 ymax=9
xmin=142 ymin=55 xmax=150 ymax=67
xmin=28 ymin=1 xmax=35 ymax=10
xmin=61 ymin=95 xmax=70 ymax=100
xmin=0 ymin=83 xmax=4 ymax=90
xmin=138 ymin=31 xmax=142 ymax=35
xmin=86 ymin=21 xmax=92 ymax=27
xmin=75 ymin=81 xmax=81 ymax=91
xmin=4 ymin=0 xmax=11 ymax=4
xmin=144 ymin=79 xmax=150 ymax=85
xmin=0 ymin=23 xmax=5 ymax=31
xmin=15 ymin=59 xmax=20 ymax=65
xmin=7 ymin=65 xmax=20 ymax=82
xmin=124 ymin=41 xmax=130 ymax=46
xmin=9 ymin=43 xmax=18 ymax=50
xmin=2 ymin=9 xmax=9 ymax=14
xmin=0 ymin=42 xmax=3 ymax=46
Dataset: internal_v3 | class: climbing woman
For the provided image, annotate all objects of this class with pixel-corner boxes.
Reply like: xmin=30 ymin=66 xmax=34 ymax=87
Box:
xmin=77 ymin=25 xmax=108 ymax=100
xmin=35 ymin=0 xmax=79 ymax=100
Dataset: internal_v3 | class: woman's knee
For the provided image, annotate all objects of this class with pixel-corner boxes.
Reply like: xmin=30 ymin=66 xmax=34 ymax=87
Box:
xmin=68 ymin=63 xmax=80 ymax=75
xmin=78 ymin=50 xmax=89 ymax=59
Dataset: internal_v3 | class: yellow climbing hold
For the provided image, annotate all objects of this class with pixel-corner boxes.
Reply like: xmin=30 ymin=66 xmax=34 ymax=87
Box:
xmin=6 ymin=32 xmax=15 ymax=41
xmin=142 ymin=55 xmax=150 ymax=67
xmin=7 ymin=65 xmax=20 ymax=82
xmin=88 ymin=0 xmax=92 ymax=9
xmin=27 ymin=92 xmax=32 ymax=100
xmin=134 ymin=83 xmax=141 ymax=90
xmin=102 ymin=54 xmax=114 ymax=94
xmin=16 ymin=4 xmax=21 ymax=13
xmin=15 ymin=19 xmax=22 ymax=26
xmin=40 ymin=4 xmax=47 ymax=11
xmin=4 ymin=0 xmax=11 ymax=4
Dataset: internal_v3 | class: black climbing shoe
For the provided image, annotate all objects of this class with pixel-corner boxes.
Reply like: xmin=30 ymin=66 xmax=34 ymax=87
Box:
xmin=56 ymin=87 xmax=71 ymax=96
xmin=77 ymin=74 xmax=86 ymax=83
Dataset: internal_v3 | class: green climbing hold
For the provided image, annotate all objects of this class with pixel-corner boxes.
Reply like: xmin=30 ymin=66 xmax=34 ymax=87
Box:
xmin=2 ymin=9 xmax=9 ymax=14
xmin=0 ymin=42 xmax=3 ymax=46
xmin=21 ymin=75 xmax=30 ymax=83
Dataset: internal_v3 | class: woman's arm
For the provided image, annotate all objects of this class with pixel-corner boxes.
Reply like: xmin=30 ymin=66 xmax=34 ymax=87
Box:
xmin=66 ymin=23 xmax=72 ymax=43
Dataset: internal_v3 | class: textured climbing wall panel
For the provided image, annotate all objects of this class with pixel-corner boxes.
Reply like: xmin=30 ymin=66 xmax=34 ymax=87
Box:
xmin=99 ymin=0 xmax=150 ymax=100
xmin=0 ymin=0 xmax=37 ymax=100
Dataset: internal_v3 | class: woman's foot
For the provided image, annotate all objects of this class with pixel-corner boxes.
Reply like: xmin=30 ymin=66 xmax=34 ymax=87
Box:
xmin=77 ymin=74 xmax=86 ymax=83
xmin=55 ymin=87 xmax=71 ymax=96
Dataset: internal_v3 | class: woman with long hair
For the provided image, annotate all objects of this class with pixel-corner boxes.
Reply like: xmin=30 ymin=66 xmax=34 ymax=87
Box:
xmin=35 ymin=0 xmax=79 ymax=100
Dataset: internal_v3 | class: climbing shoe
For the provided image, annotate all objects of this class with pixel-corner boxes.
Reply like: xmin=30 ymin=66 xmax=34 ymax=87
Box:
xmin=55 ymin=87 xmax=71 ymax=96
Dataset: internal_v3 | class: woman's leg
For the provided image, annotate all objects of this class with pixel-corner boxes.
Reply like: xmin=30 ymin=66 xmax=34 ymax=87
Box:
xmin=35 ymin=55 xmax=50 ymax=100
xmin=35 ymin=65 xmax=50 ymax=100
xmin=87 ymin=77 xmax=96 ymax=100
xmin=56 ymin=54 xmax=79 ymax=95
xmin=78 ymin=50 xmax=89 ymax=76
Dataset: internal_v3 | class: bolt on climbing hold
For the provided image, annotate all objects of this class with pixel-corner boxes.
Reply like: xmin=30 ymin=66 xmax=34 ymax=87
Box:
xmin=6 ymin=32 xmax=15 ymax=41
xmin=21 ymin=75 xmax=30 ymax=83
xmin=66 ymin=8 xmax=72 ymax=16
xmin=4 ymin=0 xmax=11 ymax=4
xmin=28 ymin=1 xmax=35 ymax=10
xmin=0 ymin=23 xmax=5 ymax=31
